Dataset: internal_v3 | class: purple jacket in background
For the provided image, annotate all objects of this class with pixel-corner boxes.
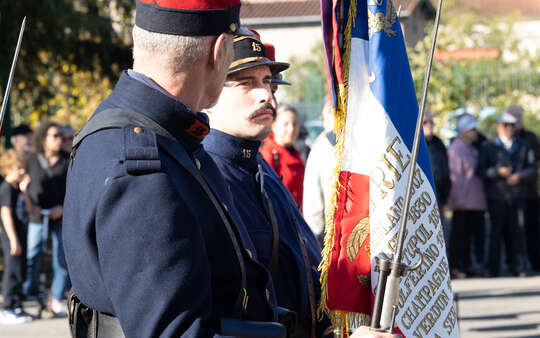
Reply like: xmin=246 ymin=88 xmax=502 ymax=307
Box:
xmin=448 ymin=138 xmax=487 ymax=211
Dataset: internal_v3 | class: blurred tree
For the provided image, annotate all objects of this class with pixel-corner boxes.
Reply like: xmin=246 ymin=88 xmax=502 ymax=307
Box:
xmin=0 ymin=0 xmax=134 ymax=129
xmin=281 ymin=42 xmax=327 ymax=106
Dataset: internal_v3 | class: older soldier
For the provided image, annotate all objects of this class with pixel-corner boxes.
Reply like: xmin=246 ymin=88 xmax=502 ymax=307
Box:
xmin=203 ymin=32 xmax=397 ymax=338
xmin=62 ymin=1 xmax=287 ymax=337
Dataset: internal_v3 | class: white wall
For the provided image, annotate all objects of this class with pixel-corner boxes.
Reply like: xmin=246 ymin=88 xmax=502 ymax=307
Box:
xmin=255 ymin=26 xmax=323 ymax=62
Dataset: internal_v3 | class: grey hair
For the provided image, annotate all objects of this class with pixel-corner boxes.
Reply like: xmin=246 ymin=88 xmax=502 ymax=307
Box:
xmin=133 ymin=26 xmax=211 ymax=73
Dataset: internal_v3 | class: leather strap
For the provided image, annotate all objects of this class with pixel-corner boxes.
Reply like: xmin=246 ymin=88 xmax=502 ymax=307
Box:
xmin=257 ymin=166 xmax=280 ymax=277
xmin=263 ymin=191 xmax=280 ymax=276
xmin=290 ymin=214 xmax=317 ymax=338
xmin=73 ymin=108 xmax=248 ymax=318
xmin=157 ymin=134 xmax=248 ymax=316
xmin=259 ymin=167 xmax=316 ymax=337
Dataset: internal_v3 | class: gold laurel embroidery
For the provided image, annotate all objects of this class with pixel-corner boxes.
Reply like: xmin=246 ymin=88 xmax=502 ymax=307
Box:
xmin=346 ymin=216 xmax=370 ymax=263
xmin=368 ymin=0 xmax=397 ymax=38
xmin=356 ymin=274 xmax=370 ymax=289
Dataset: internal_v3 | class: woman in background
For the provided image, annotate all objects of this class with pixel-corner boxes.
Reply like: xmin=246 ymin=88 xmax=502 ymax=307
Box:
xmin=260 ymin=105 xmax=305 ymax=208
xmin=23 ymin=121 xmax=70 ymax=316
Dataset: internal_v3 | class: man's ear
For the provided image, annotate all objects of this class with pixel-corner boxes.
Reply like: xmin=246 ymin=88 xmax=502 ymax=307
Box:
xmin=210 ymin=33 xmax=232 ymax=72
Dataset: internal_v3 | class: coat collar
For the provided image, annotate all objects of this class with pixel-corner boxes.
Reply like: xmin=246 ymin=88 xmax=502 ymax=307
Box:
xmin=96 ymin=70 xmax=210 ymax=148
xmin=203 ymin=129 xmax=262 ymax=171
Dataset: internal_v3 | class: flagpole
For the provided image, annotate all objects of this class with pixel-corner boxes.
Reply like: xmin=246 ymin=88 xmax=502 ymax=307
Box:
xmin=1 ymin=17 xmax=26 ymax=133
xmin=371 ymin=0 xmax=444 ymax=332
xmin=395 ymin=0 xmax=443 ymax=269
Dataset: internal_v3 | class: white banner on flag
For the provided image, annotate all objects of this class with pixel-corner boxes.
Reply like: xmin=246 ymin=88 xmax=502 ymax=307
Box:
xmin=343 ymin=37 xmax=460 ymax=337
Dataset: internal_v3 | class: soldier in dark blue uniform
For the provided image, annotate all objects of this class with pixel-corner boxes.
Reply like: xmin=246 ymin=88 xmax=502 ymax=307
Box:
xmin=203 ymin=31 xmax=329 ymax=338
xmin=203 ymin=32 xmax=397 ymax=338
xmin=62 ymin=1 xmax=285 ymax=337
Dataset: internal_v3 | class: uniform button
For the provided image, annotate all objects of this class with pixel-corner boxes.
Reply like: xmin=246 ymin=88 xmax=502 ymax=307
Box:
xmin=245 ymin=249 xmax=253 ymax=259
xmin=265 ymin=288 xmax=270 ymax=301
xmin=194 ymin=158 xmax=201 ymax=170
xmin=229 ymin=23 xmax=237 ymax=32
xmin=133 ymin=127 xmax=142 ymax=134
xmin=222 ymin=203 xmax=228 ymax=212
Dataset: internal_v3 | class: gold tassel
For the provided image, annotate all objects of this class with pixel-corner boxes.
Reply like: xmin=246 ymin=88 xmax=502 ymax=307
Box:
xmin=318 ymin=0 xmax=359 ymax=327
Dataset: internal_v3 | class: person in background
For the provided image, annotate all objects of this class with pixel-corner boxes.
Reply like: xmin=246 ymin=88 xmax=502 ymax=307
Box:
xmin=477 ymin=112 xmax=536 ymax=277
xmin=423 ymin=111 xmax=451 ymax=209
xmin=10 ymin=124 xmax=33 ymax=159
xmin=10 ymin=125 xmax=33 ymax=229
xmin=506 ymin=105 xmax=540 ymax=272
xmin=260 ymin=105 xmax=305 ymax=208
xmin=447 ymin=114 xmax=486 ymax=278
xmin=422 ymin=111 xmax=451 ymax=252
xmin=303 ymin=98 xmax=336 ymax=241
xmin=60 ymin=125 xmax=75 ymax=154
xmin=23 ymin=121 xmax=70 ymax=316
xmin=0 ymin=150 xmax=34 ymax=324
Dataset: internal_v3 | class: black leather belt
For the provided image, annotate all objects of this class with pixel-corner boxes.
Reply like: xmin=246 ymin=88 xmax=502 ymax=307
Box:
xmin=68 ymin=292 xmax=125 ymax=338
xmin=68 ymin=292 xmax=286 ymax=338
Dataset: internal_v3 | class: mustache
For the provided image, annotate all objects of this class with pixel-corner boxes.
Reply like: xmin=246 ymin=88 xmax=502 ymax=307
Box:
xmin=249 ymin=103 xmax=276 ymax=119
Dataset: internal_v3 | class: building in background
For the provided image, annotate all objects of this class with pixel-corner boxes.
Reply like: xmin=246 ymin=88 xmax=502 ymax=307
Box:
xmin=240 ymin=0 xmax=436 ymax=62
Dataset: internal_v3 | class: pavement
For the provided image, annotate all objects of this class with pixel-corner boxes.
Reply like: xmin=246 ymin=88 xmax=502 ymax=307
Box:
xmin=0 ymin=275 xmax=539 ymax=337
xmin=0 ymin=300 xmax=70 ymax=338
xmin=452 ymin=274 xmax=540 ymax=338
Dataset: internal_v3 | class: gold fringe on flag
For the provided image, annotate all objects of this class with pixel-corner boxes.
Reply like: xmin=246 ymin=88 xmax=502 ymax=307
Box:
xmin=318 ymin=0 xmax=372 ymax=331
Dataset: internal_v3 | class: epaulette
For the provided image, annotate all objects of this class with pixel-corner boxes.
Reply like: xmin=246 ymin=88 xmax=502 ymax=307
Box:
xmin=123 ymin=124 xmax=161 ymax=175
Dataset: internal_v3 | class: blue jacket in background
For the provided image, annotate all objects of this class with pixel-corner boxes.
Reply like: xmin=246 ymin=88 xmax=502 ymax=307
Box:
xmin=203 ymin=130 xmax=329 ymax=336
xmin=62 ymin=71 xmax=277 ymax=338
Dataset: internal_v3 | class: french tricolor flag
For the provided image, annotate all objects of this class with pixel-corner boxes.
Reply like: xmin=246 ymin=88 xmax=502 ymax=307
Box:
xmin=318 ymin=0 xmax=459 ymax=336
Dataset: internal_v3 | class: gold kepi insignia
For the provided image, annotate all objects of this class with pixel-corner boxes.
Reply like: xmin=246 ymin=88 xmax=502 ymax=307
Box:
xmin=368 ymin=0 xmax=397 ymax=38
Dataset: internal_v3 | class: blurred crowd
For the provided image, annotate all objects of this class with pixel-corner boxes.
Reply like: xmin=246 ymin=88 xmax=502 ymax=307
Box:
xmin=0 ymin=121 xmax=72 ymax=324
xmin=423 ymin=105 xmax=540 ymax=278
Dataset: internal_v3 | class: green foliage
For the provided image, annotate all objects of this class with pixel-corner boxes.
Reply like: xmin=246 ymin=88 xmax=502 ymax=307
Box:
xmin=0 ymin=1 xmax=134 ymax=129
xmin=281 ymin=42 xmax=327 ymax=120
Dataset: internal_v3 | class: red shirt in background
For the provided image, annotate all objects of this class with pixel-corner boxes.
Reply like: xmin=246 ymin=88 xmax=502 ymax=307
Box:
xmin=260 ymin=135 xmax=305 ymax=208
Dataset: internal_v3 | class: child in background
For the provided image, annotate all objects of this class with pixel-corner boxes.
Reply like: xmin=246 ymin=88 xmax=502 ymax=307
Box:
xmin=0 ymin=149 xmax=34 ymax=324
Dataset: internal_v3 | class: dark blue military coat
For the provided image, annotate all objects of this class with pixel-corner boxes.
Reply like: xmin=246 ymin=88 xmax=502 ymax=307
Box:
xmin=203 ymin=130 xmax=328 ymax=336
xmin=63 ymin=71 xmax=277 ymax=337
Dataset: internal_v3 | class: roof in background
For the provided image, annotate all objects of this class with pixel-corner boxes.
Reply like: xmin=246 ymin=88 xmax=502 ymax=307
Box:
xmin=241 ymin=0 xmax=319 ymax=19
xmin=240 ymin=0 xmax=540 ymax=22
